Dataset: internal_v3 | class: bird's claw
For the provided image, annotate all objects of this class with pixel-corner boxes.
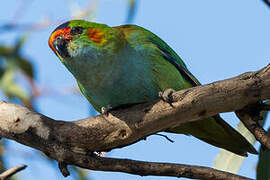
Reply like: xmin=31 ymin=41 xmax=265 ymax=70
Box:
xmin=101 ymin=104 xmax=112 ymax=116
xmin=158 ymin=88 xmax=176 ymax=107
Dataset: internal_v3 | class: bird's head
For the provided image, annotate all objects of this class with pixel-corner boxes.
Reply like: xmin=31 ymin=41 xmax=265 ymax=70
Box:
xmin=48 ymin=20 xmax=125 ymax=65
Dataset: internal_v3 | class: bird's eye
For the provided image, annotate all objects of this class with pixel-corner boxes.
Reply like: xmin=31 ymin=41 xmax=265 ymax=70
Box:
xmin=70 ymin=26 xmax=83 ymax=35
xmin=55 ymin=36 xmax=62 ymax=41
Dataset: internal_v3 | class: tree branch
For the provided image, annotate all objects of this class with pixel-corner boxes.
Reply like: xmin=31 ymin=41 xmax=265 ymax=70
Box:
xmin=236 ymin=103 xmax=270 ymax=150
xmin=0 ymin=64 xmax=270 ymax=179
xmin=0 ymin=164 xmax=27 ymax=180
xmin=59 ymin=155 xmax=252 ymax=180
xmin=263 ymin=0 xmax=270 ymax=8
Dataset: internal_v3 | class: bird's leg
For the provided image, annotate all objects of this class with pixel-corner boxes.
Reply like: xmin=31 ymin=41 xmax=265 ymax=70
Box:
xmin=158 ymin=88 xmax=176 ymax=107
xmin=101 ymin=104 xmax=112 ymax=116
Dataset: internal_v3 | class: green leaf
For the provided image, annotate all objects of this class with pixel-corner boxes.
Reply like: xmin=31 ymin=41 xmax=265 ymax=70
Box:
xmin=257 ymin=127 xmax=270 ymax=180
xmin=17 ymin=57 xmax=34 ymax=78
xmin=0 ymin=46 xmax=13 ymax=57
xmin=4 ymin=53 xmax=34 ymax=79
xmin=213 ymin=122 xmax=253 ymax=173
xmin=0 ymin=69 xmax=30 ymax=104
xmin=214 ymin=109 xmax=268 ymax=173
xmin=13 ymin=36 xmax=27 ymax=54
xmin=0 ymin=67 xmax=4 ymax=79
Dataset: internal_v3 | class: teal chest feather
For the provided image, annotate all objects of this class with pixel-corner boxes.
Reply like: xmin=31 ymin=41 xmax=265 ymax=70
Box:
xmin=66 ymin=47 xmax=185 ymax=111
xmin=75 ymin=53 xmax=157 ymax=111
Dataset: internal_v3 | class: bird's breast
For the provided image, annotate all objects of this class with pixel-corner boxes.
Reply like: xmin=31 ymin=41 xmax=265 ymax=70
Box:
xmin=77 ymin=53 xmax=159 ymax=109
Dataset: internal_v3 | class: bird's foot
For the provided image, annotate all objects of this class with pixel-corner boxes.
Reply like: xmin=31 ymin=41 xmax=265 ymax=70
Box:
xmin=158 ymin=88 xmax=176 ymax=107
xmin=101 ymin=104 xmax=112 ymax=116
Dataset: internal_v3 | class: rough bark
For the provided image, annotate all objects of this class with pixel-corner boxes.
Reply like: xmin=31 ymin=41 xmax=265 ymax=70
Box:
xmin=0 ymin=64 xmax=270 ymax=179
xmin=236 ymin=104 xmax=270 ymax=150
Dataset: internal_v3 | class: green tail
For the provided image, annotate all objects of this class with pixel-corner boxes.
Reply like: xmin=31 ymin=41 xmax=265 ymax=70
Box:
xmin=169 ymin=115 xmax=257 ymax=156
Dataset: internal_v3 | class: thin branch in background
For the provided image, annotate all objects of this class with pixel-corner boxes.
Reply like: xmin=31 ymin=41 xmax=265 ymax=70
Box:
xmin=0 ymin=164 xmax=27 ymax=180
xmin=68 ymin=1 xmax=97 ymax=19
xmin=0 ymin=1 xmax=97 ymax=34
xmin=263 ymin=0 xmax=270 ymax=8
xmin=11 ymin=0 xmax=33 ymax=24
xmin=126 ymin=0 xmax=137 ymax=23
xmin=0 ymin=20 xmax=51 ymax=34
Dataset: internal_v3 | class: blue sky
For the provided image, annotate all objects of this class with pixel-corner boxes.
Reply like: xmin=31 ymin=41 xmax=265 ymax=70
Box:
xmin=1 ymin=0 xmax=270 ymax=179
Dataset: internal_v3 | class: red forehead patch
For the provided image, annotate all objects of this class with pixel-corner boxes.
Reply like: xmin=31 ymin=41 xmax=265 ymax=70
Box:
xmin=48 ymin=27 xmax=72 ymax=54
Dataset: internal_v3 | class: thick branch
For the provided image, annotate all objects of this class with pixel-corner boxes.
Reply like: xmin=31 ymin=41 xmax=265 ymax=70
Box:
xmin=0 ymin=65 xmax=270 ymax=179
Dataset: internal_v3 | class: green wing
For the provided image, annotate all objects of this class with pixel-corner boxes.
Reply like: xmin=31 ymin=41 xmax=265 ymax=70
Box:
xmin=116 ymin=24 xmax=257 ymax=156
xmin=148 ymin=33 xmax=201 ymax=87
xmin=115 ymin=24 xmax=200 ymax=88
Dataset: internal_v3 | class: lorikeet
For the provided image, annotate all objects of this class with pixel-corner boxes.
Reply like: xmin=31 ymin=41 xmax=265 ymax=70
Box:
xmin=49 ymin=20 xmax=257 ymax=156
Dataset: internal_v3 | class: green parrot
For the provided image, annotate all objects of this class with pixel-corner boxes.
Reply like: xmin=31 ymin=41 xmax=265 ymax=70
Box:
xmin=49 ymin=20 xmax=257 ymax=156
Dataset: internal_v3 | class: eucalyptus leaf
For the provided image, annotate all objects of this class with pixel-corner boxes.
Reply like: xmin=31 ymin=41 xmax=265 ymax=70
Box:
xmin=214 ymin=109 xmax=268 ymax=173
xmin=0 ymin=69 xmax=30 ymax=104
xmin=4 ymin=50 xmax=34 ymax=78
xmin=13 ymin=35 xmax=27 ymax=54
xmin=0 ymin=46 xmax=12 ymax=57
xmin=0 ymin=67 xmax=4 ymax=78
xmin=213 ymin=122 xmax=254 ymax=173
xmin=17 ymin=57 xmax=34 ymax=78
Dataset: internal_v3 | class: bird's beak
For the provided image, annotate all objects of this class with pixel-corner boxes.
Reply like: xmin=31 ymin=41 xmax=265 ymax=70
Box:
xmin=53 ymin=36 xmax=70 ymax=58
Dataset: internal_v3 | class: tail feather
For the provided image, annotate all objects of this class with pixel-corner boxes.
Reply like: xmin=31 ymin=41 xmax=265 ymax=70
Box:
xmin=168 ymin=115 xmax=257 ymax=156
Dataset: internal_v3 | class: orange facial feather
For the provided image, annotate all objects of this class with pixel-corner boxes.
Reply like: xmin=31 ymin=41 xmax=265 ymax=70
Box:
xmin=48 ymin=27 xmax=72 ymax=54
xmin=87 ymin=28 xmax=106 ymax=44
